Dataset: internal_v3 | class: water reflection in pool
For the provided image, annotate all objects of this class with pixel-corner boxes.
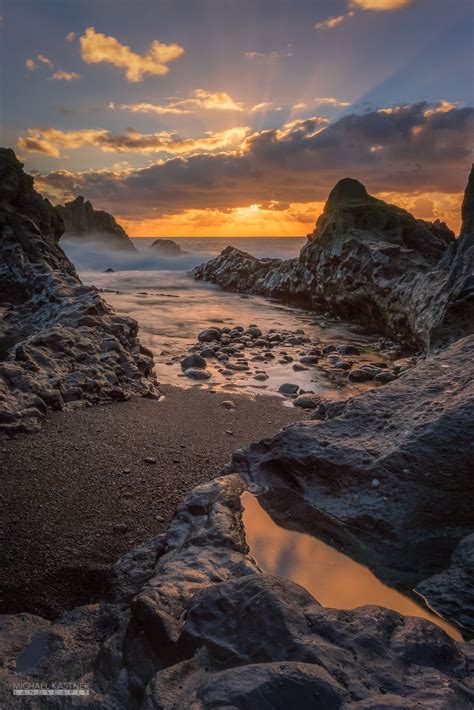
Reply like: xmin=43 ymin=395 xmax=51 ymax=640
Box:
xmin=242 ymin=492 xmax=462 ymax=641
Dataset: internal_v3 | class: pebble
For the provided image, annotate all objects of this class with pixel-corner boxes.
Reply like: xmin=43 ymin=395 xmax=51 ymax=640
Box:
xmin=254 ymin=373 xmax=268 ymax=381
xmin=183 ymin=368 xmax=212 ymax=380
xmin=372 ymin=479 xmax=381 ymax=489
xmin=347 ymin=369 xmax=373 ymax=383
xmin=197 ymin=328 xmax=221 ymax=342
xmin=114 ymin=523 xmax=128 ymax=534
xmin=122 ymin=468 xmax=131 ymax=474
xmin=337 ymin=344 xmax=361 ymax=356
xmin=225 ymin=429 xmax=234 ymax=435
xmin=144 ymin=457 xmax=157 ymax=464
xmin=221 ymin=400 xmax=235 ymax=409
xmin=181 ymin=353 xmax=206 ymax=370
xmin=279 ymin=383 xmax=299 ymax=395
xmin=374 ymin=371 xmax=397 ymax=384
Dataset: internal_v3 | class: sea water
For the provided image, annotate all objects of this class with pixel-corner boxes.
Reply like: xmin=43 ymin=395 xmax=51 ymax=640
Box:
xmin=66 ymin=237 xmax=385 ymax=398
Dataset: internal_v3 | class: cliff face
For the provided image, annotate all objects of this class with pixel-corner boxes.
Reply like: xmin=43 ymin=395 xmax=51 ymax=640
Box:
xmin=56 ymin=195 xmax=136 ymax=251
xmin=0 ymin=148 xmax=156 ymax=433
xmin=193 ymin=174 xmax=473 ymax=350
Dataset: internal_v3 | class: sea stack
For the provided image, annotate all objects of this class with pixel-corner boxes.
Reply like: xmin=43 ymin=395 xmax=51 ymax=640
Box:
xmin=149 ymin=238 xmax=189 ymax=256
xmin=56 ymin=195 xmax=136 ymax=251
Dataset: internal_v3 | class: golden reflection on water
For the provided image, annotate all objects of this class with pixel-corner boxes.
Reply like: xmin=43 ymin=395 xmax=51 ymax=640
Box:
xmin=242 ymin=492 xmax=462 ymax=641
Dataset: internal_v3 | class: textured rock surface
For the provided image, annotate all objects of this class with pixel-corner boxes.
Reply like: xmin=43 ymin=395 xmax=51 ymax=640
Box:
xmin=423 ymin=165 xmax=474 ymax=347
xmin=193 ymin=175 xmax=472 ymax=349
xmin=0 ymin=148 xmax=157 ymax=433
xmin=56 ymin=195 xmax=136 ymax=251
xmin=149 ymin=238 xmax=189 ymax=256
xmin=416 ymin=533 xmax=474 ymax=635
xmin=1 ymin=474 xmax=473 ymax=708
xmin=229 ymin=334 xmax=474 ymax=626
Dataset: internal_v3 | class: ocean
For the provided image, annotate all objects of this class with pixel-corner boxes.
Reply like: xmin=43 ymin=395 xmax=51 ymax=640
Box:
xmin=65 ymin=237 xmax=382 ymax=398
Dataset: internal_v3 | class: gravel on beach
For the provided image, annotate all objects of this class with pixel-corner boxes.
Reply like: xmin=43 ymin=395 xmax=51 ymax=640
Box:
xmin=0 ymin=385 xmax=308 ymax=619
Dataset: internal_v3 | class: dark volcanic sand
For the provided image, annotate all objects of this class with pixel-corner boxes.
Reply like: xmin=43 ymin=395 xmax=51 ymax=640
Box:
xmin=0 ymin=385 xmax=308 ymax=619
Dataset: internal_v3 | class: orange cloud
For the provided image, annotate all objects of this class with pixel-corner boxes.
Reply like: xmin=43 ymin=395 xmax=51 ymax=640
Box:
xmin=251 ymin=102 xmax=273 ymax=112
xmin=37 ymin=54 xmax=53 ymax=69
xmin=79 ymin=27 xmax=184 ymax=82
xmin=50 ymin=70 xmax=80 ymax=81
xmin=315 ymin=12 xmax=354 ymax=30
xmin=25 ymin=58 xmax=37 ymax=71
xmin=352 ymin=0 xmax=413 ymax=9
xmin=117 ymin=89 xmax=244 ymax=115
xmin=314 ymin=97 xmax=352 ymax=107
xmin=377 ymin=191 xmax=463 ymax=234
xmin=17 ymin=125 xmax=249 ymax=158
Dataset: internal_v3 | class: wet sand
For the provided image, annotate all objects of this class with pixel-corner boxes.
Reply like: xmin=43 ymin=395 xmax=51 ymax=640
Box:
xmin=0 ymin=385 xmax=308 ymax=619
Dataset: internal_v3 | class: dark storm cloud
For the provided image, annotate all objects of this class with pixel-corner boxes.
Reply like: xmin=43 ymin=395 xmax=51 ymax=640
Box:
xmin=38 ymin=102 xmax=474 ymax=217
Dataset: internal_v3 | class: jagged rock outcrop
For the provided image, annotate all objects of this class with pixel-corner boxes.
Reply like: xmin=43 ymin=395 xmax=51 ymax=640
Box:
xmin=1 ymin=475 xmax=473 ymax=708
xmin=229 ymin=334 xmax=474 ymax=632
xmin=56 ymin=195 xmax=136 ymax=251
xmin=193 ymin=176 xmax=472 ymax=349
xmin=149 ymin=238 xmax=189 ymax=256
xmin=0 ymin=148 xmax=157 ymax=433
xmin=421 ymin=165 xmax=474 ymax=347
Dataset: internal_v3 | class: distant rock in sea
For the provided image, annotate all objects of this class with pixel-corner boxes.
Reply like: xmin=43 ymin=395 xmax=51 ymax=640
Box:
xmin=149 ymin=238 xmax=189 ymax=256
xmin=56 ymin=195 xmax=136 ymax=252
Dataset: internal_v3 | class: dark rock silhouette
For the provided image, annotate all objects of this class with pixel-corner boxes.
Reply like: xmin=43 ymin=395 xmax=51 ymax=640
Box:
xmin=193 ymin=174 xmax=472 ymax=349
xmin=0 ymin=148 xmax=157 ymax=433
xmin=56 ymin=195 xmax=136 ymax=251
xmin=149 ymin=238 xmax=189 ymax=256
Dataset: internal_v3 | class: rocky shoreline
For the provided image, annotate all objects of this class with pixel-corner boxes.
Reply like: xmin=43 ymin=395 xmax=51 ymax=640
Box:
xmin=0 ymin=151 xmax=473 ymax=707
xmin=0 ymin=149 xmax=157 ymax=434
xmin=193 ymin=176 xmax=474 ymax=351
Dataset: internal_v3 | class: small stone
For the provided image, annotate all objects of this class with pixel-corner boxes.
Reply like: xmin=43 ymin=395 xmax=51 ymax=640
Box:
xmin=372 ymin=479 xmax=381 ymax=488
xmin=221 ymin=400 xmax=235 ymax=409
xmin=144 ymin=457 xmax=157 ymax=464
xmin=374 ymin=371 xmax=397 ymax=384
xmin=197 ymin=328 xmax=221 ymax=342
xmin=279 ymin=383 xmax=299 ymax=395
xmin=183 ymin=368 xmax=212 ymax=380
xmin=337 ymin=344 xmax=361 ymax=356
xmin=347 ymin=369 xmax=373 ymax=383
xmin=155 ymin=515 xmax=165 ymax=522
xmin=181 ymin=354 xmax=207 ymax=370
xmin=293 ymin=394 xmax=322 ymax=409
xmin=254 ymin=373 xmax=268 ymax=381
xmin=225 ymin=429 xmax=234 ymax=435
xmin=114 ymin=523 xmax=128 ymax=534
xmin=122 ymin=468 xmax=131 ymax=474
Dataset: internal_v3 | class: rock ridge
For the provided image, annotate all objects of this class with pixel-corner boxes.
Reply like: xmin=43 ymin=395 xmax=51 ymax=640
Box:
xmin=0 ymin=148 xmax=157 ymax=433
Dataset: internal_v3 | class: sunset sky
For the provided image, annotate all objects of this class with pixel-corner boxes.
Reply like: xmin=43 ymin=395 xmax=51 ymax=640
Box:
xmin=1 ymin=0 xmax=473 ymax=236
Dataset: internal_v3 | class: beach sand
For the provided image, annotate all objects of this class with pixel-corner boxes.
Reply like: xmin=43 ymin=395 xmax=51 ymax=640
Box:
xmin=0 ymin=385 xmax=308 ymax=618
